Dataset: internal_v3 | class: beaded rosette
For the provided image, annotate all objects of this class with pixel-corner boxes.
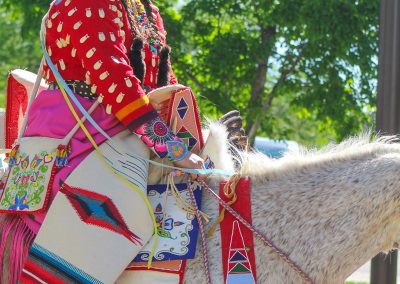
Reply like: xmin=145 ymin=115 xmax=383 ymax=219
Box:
xmin=0 ymin=137 xmax=70 ymax=213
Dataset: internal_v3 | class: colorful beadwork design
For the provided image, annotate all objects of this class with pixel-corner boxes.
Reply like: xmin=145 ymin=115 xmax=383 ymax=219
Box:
xmin=134 ymin=183 xmax=202 ymax=262
xmin=134 ymin=117 xmax=180 ymax=158
xmin=166 ymin=140 xmax=188 ymax=161
xmin=167 ymin=88 xmax=204 ymax=154
xmin=226 ymin=221 xmax=256 ymax=284
xmin=177 ymin=98 xmax=188 ymax=119
xmin=60 ymin=183 xmax=142 ymax=245
xmin=177 ymin=126 xmax=199 ymax=151
xmin=0 ymin=146 xmax=56 ymax=213
xmin=55 ymin=144 xmax=71 ymax=168
xmin=154 ymin=203 xmax=185 ymax=239
xmin=219 ymin=178 xmax=257 ymax=284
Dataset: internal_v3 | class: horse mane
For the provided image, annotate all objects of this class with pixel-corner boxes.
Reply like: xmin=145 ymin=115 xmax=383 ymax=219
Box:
xmin=240 ymin=132 xmax=400 ymax=182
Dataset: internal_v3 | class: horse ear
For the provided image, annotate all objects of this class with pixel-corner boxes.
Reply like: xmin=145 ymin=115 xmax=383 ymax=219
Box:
xmin=5 ymin=69 xmax=48 ymax=148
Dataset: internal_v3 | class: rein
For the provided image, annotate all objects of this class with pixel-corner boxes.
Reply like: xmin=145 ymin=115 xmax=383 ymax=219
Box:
xmin=188 ymin=178 xmax=315 ymax=284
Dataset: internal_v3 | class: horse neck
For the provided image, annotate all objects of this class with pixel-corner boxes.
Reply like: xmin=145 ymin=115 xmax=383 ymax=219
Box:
xmin=249 ymin=151 xmax=400 ymax=283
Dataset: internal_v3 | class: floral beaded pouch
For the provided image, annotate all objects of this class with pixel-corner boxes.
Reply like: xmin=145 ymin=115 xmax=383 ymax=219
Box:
xmin=0 ymin=62 xmax=99 ymax=214
xmin=0 ymin=137 xmax=70 ymax=213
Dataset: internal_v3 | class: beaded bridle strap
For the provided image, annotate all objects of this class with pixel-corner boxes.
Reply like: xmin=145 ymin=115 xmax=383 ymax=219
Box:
xmin=187 ymin=178 xmax=315 ymax=284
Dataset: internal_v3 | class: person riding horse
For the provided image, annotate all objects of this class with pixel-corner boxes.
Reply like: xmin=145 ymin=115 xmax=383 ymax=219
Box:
xmin=0 ymin=0 xmax=247 ymax=283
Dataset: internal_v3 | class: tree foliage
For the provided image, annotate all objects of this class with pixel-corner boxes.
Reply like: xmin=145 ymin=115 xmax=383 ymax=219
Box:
xmin=165 ymin=0 xmax=379 ymax=145
xmin=0 ymin=0 xmax=379 ymax=146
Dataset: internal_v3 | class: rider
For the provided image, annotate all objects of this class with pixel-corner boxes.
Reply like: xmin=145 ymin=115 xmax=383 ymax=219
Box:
xmin=0 ymin=0 xmax=204 ymax=282
xmin=24 ymin=0 xmax=205 ymax=230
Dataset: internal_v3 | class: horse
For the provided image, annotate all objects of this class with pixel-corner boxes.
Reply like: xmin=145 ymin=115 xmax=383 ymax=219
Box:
xmin=184 ymin=131 xmax=400 ymax=283
xmin=2 ymin=125 xmax=400 ymax=283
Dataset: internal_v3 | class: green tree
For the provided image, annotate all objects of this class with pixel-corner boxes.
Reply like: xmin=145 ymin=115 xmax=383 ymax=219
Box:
xmin=166 ymin=0 xmax=379 ymax=144
xmin=0 ymin=1 xmax=46 ymax=105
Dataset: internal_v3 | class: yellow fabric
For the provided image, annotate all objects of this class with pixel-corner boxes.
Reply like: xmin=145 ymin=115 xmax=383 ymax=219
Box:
xmin=115 ymin=95 xmax=150 ymax=121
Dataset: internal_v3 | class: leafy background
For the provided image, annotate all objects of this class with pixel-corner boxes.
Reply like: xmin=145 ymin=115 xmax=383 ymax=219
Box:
xmin=0 ymin=0 xmax=379 ymax=147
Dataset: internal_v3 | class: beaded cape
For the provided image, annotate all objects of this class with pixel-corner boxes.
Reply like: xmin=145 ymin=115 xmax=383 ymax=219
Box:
xmin=43 ymin=0 xmax=176 ymax=130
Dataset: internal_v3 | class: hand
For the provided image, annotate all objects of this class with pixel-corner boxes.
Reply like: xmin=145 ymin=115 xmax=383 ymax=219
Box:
xmin=173 ymin=153 xmax=205 ymax=180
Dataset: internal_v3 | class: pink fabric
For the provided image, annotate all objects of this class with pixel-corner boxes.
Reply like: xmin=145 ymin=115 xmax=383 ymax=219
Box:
xmin=22 ymin=90 xmax=126 ymax=233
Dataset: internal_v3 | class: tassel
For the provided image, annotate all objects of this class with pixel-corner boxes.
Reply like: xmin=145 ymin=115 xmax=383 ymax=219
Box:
xmin=157 ymin=45 xmax=171 ymax=87
xmin=0 ymin=215 xmax=35 ymax=284
xmin=129 ymin=37 xmax=145 ymax=85
xmin=55 ymin=144 xmax=71 ymax=168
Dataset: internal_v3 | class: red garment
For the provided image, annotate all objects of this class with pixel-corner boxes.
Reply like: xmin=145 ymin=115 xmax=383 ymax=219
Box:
xmin=43 ymin=0 xmax=176 ymax=129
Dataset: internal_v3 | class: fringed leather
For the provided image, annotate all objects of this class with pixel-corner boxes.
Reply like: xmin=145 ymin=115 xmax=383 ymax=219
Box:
xmin=157 ymin=45 xmax=171 ymax=87
xmin=0 ymin=215 xmax=35 ymax=284
xmin=129 ymin=37 xmax=146 ymax=85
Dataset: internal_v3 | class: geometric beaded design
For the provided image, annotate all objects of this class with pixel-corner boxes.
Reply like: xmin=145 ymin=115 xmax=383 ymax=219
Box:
xmin=60 ymin=184 xmax=142 ymax=245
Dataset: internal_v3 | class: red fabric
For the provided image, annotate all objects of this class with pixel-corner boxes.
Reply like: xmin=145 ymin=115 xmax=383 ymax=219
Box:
xmin=43 ymin=0 xmax=177 ymax=128
xmin=21 ymin=259 xmax=67 ymax=284
xmin=219 ymin=178 xmax=257 ymax=283
xmin=5 ymin=74 xmax=28 ymax=149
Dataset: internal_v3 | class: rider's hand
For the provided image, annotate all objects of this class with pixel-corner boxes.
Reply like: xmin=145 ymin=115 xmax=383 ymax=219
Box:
xmin=173 ymin=152 xmax=205 ymax=180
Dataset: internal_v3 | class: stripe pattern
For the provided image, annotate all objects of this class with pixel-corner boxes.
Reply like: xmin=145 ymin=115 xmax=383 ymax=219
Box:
xmin=21 ymin=243 xmax=102 ymax=284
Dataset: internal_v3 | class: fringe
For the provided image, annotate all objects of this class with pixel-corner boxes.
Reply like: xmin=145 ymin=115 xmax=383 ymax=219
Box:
xmin=0 ymin=215 xmax=35 ymax=284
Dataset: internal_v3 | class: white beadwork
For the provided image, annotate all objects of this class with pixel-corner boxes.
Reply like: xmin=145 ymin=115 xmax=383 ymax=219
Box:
xmin=65 ymin=0 xmax=72 ymax=6
xmin=86 ymin=47 xmax=96 ymax=58
xmin=118 ymin=30 xmax=125 ymax=41
xmin=125 ymin=77 xmax=132 ymax=88
xmin=48 ymin=47 xmax=52 ymax=56
xmin=57 ymin=22 xmax=63 ymax=33
xmin=56 ymin=39 xmax=63 ymax=48
xmin=116 ymin=92 xmax=125 ymax=103
xmin=152 ymin=56 xmax=156 ymax=67
xmin=46 ymin=69 xmax=50 ymax=80
xmin=60 ymin=37 xmax=68 ymax=47
xmin=86 ymin=8 xmax=92 ymax=17
xmin=59 ymin=59 xmax=66 ymax=70
xmin=80 ymin=34 xmax=90 ymax=44
xmin=98 ymin=32 xmax=106 ymax=41
xmin=109 ymin=5 xmax=117 ymax=11
xmin=85 ymin=71 xmax=91 ymax=84
xmin=99 ymin=8 xmax=105 ymax=18
xmin=47 ymin=19 xmax=52 ymax=29
xmin=65 ymin=34 xmax=71 ymax=44
xmin=91 ymin=84 xmax=98 ymax=94
xmin=109 ymin=32 xmax=116 ymax=42
xmin=73 ymin=21 xmax=82 ymax=30
xmin=100 ymin=71 xmax=110 ymax=80
xmin=71 ymin=48 xmax=77 ymax=57
xmin=98 ymin=94 xmax=104 ymax=103
xmin=94 ymin=60 xmax=103 ymax=70
xmin=106 ymin=104 xmax=112 ymax=114
xmin=113 ymin=18 xmax=123 ymax=28
xmin=108 ymin=83 xmax=117 ymax=93
xmin=68 ymin=7 xmax=77 ymax=16
xmin=51 ymin=11 xmax=60 ymax=19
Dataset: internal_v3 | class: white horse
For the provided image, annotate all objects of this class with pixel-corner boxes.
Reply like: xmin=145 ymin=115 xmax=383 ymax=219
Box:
xmin=184 ymin=131 xmax=400 ymax=284
xmin=2 ymin=126 xmax=400 ymax=283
